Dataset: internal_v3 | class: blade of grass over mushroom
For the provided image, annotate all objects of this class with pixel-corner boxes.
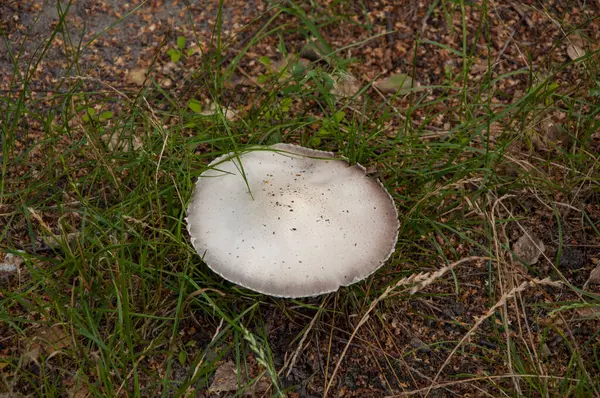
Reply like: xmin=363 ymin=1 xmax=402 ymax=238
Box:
xmin=206 ymin=1 xmax=255 ymax=199
xmin=209 ymin=107 xmax=255 ymax=199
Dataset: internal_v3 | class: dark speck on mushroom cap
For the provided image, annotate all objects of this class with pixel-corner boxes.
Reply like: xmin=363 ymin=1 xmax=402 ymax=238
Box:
xmin=186 ymin=143 xmax=399 ymax=298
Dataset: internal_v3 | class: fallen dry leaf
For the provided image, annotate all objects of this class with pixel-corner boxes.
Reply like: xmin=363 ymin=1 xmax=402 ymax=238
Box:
xmin=374 ymin=73 xmax=420 ymax=95
xmin=541 ymin=343 xmax=552 ymax=358
xmin=541 ymin=119 xmax=569 ymax=143
xmin=575 ymin=306 xmax=600 ymax=319
xmin=470 ymin=61 xmax=488 ymax=77
xmin=331 ymin=73 xmax=361 ymax=99
xmin=587 ymin=266 xmax=600 ymax=284
xmin=582 ymin=265 xmax=600 ymax=290
xmin=512 ymin=232 xmax=545 ymax=265
xmin=566 ymin=32 xmax=586 ymax=61
xmin=247 ymin=374 xmax=271 ymax=396
xmin=209 ymin=361 xmax=243 ymax=394
xmin=566 ymin=44 xmax=585 ymax=61
xmin=272 ymin=55 xmax=291 ymax=73
xmin=568 ymin=31 xmax=585 ymax=47
xmin=199 ymin=102 xmax=239 ymax=122
xmin=409 ymin=336 xmax=431 ymax=353
xmin=41 ymin=232 xmax=80 ymax=249
xmin=272 ymin=55 xmax=311 ymax=83
xmin=28 ymin=324 xmax=71 ymax=361
xmin=299 ymin=40 xmax=330 ymax=62
xmin=208 ymin=361 xmax=270 ymax=395
xmin=66 ymin=384 xmax=90 ymax=398
xmin=103 ymin=133 xmax=143 ymax=152
xmin=532 ymin=118 xmax=572 ymax=152
xmin=128 ymin=67 xmax=148 ymax=86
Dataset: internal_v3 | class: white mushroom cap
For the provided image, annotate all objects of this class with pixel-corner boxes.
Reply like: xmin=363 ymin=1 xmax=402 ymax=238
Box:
xmin=186 ymin=143 xmax=399 ymax=297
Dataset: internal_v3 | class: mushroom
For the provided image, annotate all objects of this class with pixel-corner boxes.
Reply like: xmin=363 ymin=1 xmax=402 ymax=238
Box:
xmin=186 ymin=143 xmax=399 ymax=297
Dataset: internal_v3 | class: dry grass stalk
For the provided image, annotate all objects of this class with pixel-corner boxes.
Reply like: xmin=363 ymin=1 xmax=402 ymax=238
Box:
xmin=323 ymin=256 xmax=491 ymax=397
xmin=488 ymin=194 xmax=522 ymax=394
xmin=386 ymin=373 xmax=582 ymax=397
xmin=423 ymin=278 xmax=563 ymax=398
xmin=283 ymin=305 xmax=323 ymax=378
